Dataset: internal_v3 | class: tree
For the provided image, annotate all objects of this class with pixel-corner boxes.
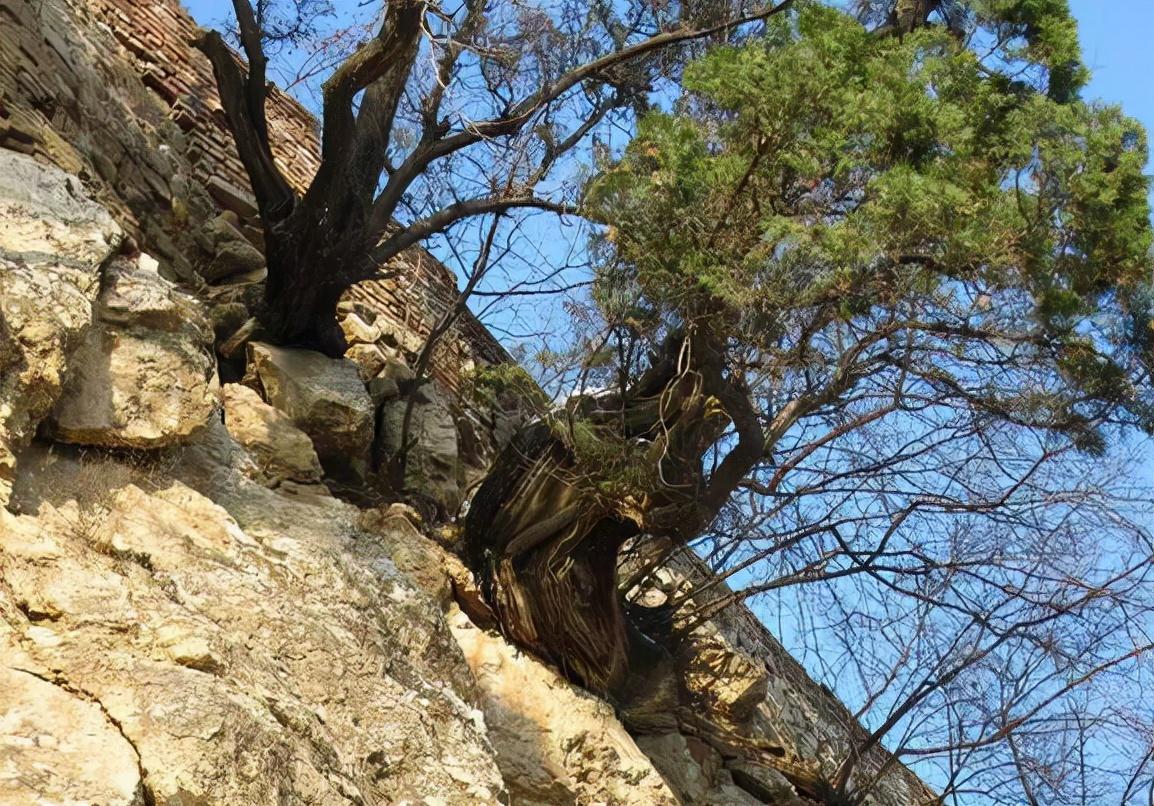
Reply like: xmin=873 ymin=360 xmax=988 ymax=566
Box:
xmin=462 ymin=1 xmax=1154 ymax=800
xmin=196 ymin=0 xmax=795 ymax=354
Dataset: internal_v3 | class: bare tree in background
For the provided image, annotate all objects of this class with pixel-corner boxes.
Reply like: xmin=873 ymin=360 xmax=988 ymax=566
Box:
xmin=197 ymin=0 xmax=793 ymax=355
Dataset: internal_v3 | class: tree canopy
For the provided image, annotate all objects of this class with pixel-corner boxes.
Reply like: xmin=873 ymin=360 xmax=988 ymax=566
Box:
xmin=495 ymin=1 xmax=1154 ymax=799
xmin=589 ymin=2 xmax=1152 ymax=454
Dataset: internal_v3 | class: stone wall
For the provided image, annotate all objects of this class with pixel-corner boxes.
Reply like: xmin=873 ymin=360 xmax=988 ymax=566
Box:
xmin=655 ymin=549 xmax=938 ymax=805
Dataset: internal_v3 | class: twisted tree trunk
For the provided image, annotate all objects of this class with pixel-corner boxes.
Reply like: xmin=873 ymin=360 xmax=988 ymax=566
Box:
xmin=464 ymin=329 xmax=761 ymax=697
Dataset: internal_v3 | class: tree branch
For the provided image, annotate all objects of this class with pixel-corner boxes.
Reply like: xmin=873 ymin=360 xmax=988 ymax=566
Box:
xmin=193 ymin=28 xmax=295 ymax=221
xmin=229 ymin=0 xmax=271 ymax=146
xmin=365 ymin=0 xmax=796 ymax=240
xmin=365 ymin=195 xmax=577 ymax=276
xmin=305 ymin=0 xmax=426 ymax=208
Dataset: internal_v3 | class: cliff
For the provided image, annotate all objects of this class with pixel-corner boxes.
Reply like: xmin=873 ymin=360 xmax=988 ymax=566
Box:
xmin=0 ymin=1 xmax=933 ymax=803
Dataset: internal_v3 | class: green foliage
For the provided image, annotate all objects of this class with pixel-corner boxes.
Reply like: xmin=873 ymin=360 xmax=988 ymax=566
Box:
xmin=586 ymin=1 xmax=1153 ymax=445
xmin=971 ymin=0 xmax=1087 ymax=100
xmin=555 ymin=416 xmax=659 ymax=504
xmin=463 ymin=363 xmax=550 ymax=413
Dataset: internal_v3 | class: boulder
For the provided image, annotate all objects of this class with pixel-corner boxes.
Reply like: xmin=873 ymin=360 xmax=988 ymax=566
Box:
xmin=345 ymin=342 xmax=388 ymax=382
xmin=377 ymin=354 xmax=416 ymax=384
xmin=726 ymin=760 xmax=804 ymax=805
xmin=368 ymin=374 xmax=401 ymax=406
xmin=634 ymin=732 xmax=767 ymax=806
xmin=207 ymin=301 xmax=250 ymax=343
xmin=247 ymin=342 xmax=374 ymax=483
xmin=221 ymin=383 xmax=323 ymax=485
xmin=98 ymin=254 xmax=204 ymax=331
xmin=49 ymin=258 xmax=218 ymax=449
xmin=378 ymin=320 xmax=425 ymax=356
xmin=0 ymin=151 xmax=122 ymax=506
xmin=376 ymin=384 xmax=463 ymax=517
xmin=0 ymin=150 xmax=121 ymax=268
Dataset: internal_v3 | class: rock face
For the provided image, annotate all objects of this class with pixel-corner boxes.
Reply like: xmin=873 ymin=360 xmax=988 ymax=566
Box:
xmin=49 ymin=257 xmax=218 ymax=448
xmin=194 ymin=212 xmax=266 ymax=283
xmin=377 ymin=384 xmax=464 ymax=517
xmin=450 ymin=608 xmax=680 ymax=806
xmin=0 ymin=151 xmax=122 ymax=507
xmin=247 ymin=342 xmax=374 ymax=483
xmin=1 ymin=434 xmax=507 ymax=806
xmin=0 ymin=665 xmax=146 ymax=806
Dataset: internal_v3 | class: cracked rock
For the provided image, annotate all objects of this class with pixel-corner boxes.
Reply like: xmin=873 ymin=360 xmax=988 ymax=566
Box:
xmin=0 ymin=666 xmax=145 ymax=806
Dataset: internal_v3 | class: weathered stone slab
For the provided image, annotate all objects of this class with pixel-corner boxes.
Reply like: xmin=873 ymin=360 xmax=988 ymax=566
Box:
xmin=0 ymin=151 xmax=122 ymax=506
xmin=247 ymin=342 xmax=373 ymax=482
xmin=222 ymin=383 xmax=323 ymax=485
xmin=49 ymin=258 xmax=218 ymax=449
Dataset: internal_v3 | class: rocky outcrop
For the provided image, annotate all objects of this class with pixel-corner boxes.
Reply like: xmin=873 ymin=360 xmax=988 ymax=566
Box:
xmin=48 ymin=256 xmax=218 ymax=448
xmin=194 ymin=212 xmax=266 ymax=284
xmin=1 ymin=395 xmax=708 ymax=806
xmin=0 ymin=665 xmax=146 ymax=805
xmin=1 ymin=431 xmax=507 ymax=805
xmin=450 ymin=607 xmax=680 ymax=806
xmin=377 ymin=384 xmax=465 ymax=518
xmin=0 ymin=151 xmax=122 ymax=507
xmin=247 ymin=342 xmax=374 ymax=484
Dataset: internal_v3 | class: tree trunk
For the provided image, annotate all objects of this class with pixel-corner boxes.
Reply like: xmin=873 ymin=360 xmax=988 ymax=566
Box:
xmin=257 ymin=204 xmax=374 ymax=357
xmin=465 ymin=421 xmax=640 ymax=693
xmin=464 ymin=331 xmax=735 ymax=697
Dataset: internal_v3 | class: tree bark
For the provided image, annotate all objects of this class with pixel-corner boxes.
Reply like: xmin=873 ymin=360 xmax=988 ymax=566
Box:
xmin=465 ymin=421 xmax=639 ymax=693
xmin=463 ymin=329 xmax=758 ymax=697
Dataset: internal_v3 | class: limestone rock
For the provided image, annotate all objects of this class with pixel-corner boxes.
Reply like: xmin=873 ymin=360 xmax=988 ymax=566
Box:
xmin=0 ymin=151 xmax=122 ymax=506
xmin=358 ymin=508 xmax=454 ymax=609
xmin=377 ymin=383 xmax=463 ymax=517
xmin=0 ymin=666 xmax=145 ymax=806
xmin=378 ymin=320 xmax=426 ymax=356
xmin=208 ymin=301 xmax=250 ymax=343
xmin=345 ymin=341 xmax=389 ymax=382
xmin=247 ymin=342 xmax=374 ymax=483
xmin=195 ymin=213 xmax=266 ymax=284
xmin=339 ymin=312 xmax=382 ymax=345
xmin=49 ymin=258 xmax=218 ymax=449
xmin=634 ymin=732 xmax=766 ymax=806
xmin=449 ymin=608 xmax=679 ymax=806
xmin=376 ymin=354 xmax=416 ymax=385
xmin=0 ymin=150 xmax=121 ymax=268
xmin=222 ymin=383 xmax=323 ymax=485
xmin=0 ymin=442 xmax=507 ymax=805
xmin=97 ymin=255 xmax=202 ymax=332
xmin=726 ymin=760 xmax=804 ymax=805
xmin=368 ymin=373 xmax=401 ymax=405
